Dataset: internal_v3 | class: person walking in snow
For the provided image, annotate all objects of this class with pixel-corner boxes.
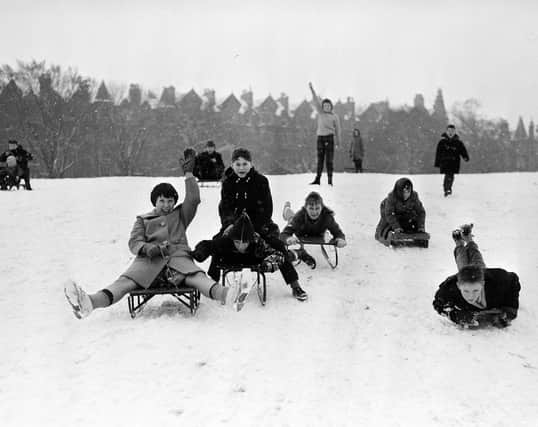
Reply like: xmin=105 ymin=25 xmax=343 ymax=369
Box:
xmin=308 ymin=82 xmax=341 ymax=186
xmin=433 ymin=224 xmax=521 ymax=328
xmin=434 ymin=124 xmax=469 ymax=197
xmin=63 ymin=149 xmax=248 ymax=319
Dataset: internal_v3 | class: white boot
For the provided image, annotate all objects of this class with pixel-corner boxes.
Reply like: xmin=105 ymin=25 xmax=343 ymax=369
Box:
xmin=64 ymin=279 xmax=93 ymax=319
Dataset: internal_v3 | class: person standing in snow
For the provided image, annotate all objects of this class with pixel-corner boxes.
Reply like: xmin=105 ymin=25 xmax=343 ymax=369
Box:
xmin=434 ymin=124 xmax=469 ymax=197
xmin=433 ymin=224 xmax=521 ymax=328
xmin=308 ymin=82 xmax=341 ymax=186
xmin=193 ymin=140 xmax=225 ymax=181
xmin=349 ymin=128 xmax=364 ymax=173
xmin=63 ymin=149 xmax=249 ymax=319
xmin=0 ymin=140 xmax=33 ymax=190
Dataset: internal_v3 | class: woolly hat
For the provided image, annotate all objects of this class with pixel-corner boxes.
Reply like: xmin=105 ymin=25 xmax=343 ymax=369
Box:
xmin=231 ymin=147 xmax=252 ymax=162
xmin=229 ymin=212 xmax=255 ymax=243
xmin=457 ymin=265 xmax=485 ymax=284
xmin=150 ymin=183 xmax=178 ymax=206
xmin=392 ymin=177 xmax=413 ymax=200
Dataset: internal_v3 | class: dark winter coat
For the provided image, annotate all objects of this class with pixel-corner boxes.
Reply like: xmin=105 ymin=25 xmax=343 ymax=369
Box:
xmin=434 ymin=133 xmax=469 ymax=174
xmin=193 ymin=151 xmax=225 ymax=181
xmin=375 ymin=178 xmax=426 ymax=239
xmin=280 ymin=206 xmax=345 ymax=241
xmin=0 ymin=145 xmax=33 ymax=169
xmin=219 ymin=167 xmax=275 ymax=234
xmin=122 ymin=177 xmax=202 ymax=288
xmin=350 ymin=134 xmax=364 ymax=160
xmin=433 ymin=268 xmax=521 ymax=325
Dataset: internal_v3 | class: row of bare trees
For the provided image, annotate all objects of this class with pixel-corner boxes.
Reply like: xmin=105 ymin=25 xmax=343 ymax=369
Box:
xmin=1 ymin=60 xmax=536 ymax=177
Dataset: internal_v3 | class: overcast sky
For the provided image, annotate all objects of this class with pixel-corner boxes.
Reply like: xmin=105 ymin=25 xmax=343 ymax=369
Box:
xmin=1 ymin=0 xmax=537 ymax=126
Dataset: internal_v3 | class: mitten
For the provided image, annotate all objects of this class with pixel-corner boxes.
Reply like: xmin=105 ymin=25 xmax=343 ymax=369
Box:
xmin=180 ymin=148 xmax=196 ymax=174
xmin=335 ymin=238 xmax=347 ymax=248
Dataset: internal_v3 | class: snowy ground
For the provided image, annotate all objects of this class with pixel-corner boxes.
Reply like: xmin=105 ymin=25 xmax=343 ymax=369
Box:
xmin=1 ymin=172 xmax=537 ymax=427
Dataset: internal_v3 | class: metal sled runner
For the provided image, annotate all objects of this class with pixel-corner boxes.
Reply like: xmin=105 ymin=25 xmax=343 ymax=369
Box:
xmin=298 ymin=236 xmax=339 ymax=269
xmin=217 ymin=263 xmax=267 ymax=306
xmin=388 ymin=231 xmax=430 ymax=248
xmin=127 ymin=269 xmax=201 ymax=319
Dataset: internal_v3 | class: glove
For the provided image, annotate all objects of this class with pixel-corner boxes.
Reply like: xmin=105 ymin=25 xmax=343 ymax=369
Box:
xmin=449 ymin=309 xmax=479 ymax=327
xmin=144 ymin=243 xmax=169 ymax=259
xmin=286 ymin=236 xmax=299 ymax=245
xmin=180 ymin=148 xmax=196 ymax=174
xmin=335 ymin=238 xmax=347 ymax=248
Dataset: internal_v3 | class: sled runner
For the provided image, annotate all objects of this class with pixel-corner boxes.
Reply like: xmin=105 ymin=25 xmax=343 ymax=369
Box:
xmin=127 ymin=268 xmax=201 ymax=319
xmin=388 ymin=231 xmax=430 ymax=248
xmin=217 ymin=262 xmax=267 ymax=306
xmin=298 ymin=236 xmax=339 ymax=269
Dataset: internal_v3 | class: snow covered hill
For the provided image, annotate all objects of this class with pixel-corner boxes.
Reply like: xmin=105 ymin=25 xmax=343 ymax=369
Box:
xmin=1 ymin=172 xmax=537 ymax=427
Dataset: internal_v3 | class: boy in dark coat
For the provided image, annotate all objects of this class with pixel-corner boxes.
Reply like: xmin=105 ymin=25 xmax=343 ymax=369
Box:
xmin=433 ymin=226 xmax=521 ymax=328
xmin=434 ymin=124 xmax=469 ymax=196
xmin=63 ymin=149 xmax=246 ymax=319
xmin=0 ymin=140 xmax=33 ymax=190
xmin=281 ymin=192 xmax=346 ymax=269
xmin=213 ymin=147 xmax=308 ymax=301
xmin=375 ymin=177 xmax=426 ymax=246
xmin=193 ymin=140 xmax=225 ymax=181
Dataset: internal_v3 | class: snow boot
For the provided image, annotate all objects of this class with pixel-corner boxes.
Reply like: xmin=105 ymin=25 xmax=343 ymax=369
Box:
xmin=291 ymin=284 xmax=308 ymax=301
xmin=64 ymin=279 xmax=93 ymax=319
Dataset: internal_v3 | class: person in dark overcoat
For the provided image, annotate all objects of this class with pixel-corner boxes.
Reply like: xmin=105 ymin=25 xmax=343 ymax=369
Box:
xmin=280 ymin=191 xmax=346 ymax=269
xmin=375 ymin=177 xmax=426 ymax=246
xmin=0 ymin=140 xmax=33 ymax=190
xmin=349 ymin=128 xmax=365 ymax=173
xmin=434 ymin=124 xmax=469 ymax=196
xmin=63 ymin=149 xmax=244 ymax=319
xmin=433 ymin=227 xmax=521 ymax=328
xmin=212 ymin=147 xmax=308 ymax=301
xmin=193 ymin=140 xmax=225 ymax=181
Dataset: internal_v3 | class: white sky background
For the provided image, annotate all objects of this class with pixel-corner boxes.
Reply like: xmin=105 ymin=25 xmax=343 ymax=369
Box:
xmin=1 ymin=0 xmax=537 ymax=126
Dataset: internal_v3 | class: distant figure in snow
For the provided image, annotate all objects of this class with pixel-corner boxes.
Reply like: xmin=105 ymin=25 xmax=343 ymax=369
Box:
xmin=195 ymin=147 xmax=308 ymax=301
xmin=193 ymin=140 xmax=225 ymax=181
xmin=63 ymin=149 xmax=249 ymax=319
xmin=0 ymin=139 xmax=33 ymax=190
xmin=280 ymin=191 xmax=346 ymax=269
xmin=433 ymin=224 xmax=521 ymax=328
xmin=434 ymin=124 xmax=469 ymax=197
xmin=308 ymin=82 xmax=342 ymax=186
xmin=349 ymin=128 xmax=364 ymax=173
xmin=375 ymin=177 xmax=426 ymax=246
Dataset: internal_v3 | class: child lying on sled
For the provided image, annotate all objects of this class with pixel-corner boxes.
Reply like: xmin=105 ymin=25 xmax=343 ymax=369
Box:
xmin=280 ymin=191 xmax=346 ymax=269
xmin=191 ymin=212 xmax=302 ymax=304
xmin=64 ymin=149 xmax=247 ymax=319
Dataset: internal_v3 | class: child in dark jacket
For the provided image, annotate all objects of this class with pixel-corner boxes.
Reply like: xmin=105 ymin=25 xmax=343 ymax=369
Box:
xmin=281 ymin=191 xmax=346 ymax=269
xmin=375 ymin=177 xmax=426 ymax=246
xmin=433 ymin=225 xmax=521 ymax=328
xmin=213 ymin=147 xmax=307 ymax=301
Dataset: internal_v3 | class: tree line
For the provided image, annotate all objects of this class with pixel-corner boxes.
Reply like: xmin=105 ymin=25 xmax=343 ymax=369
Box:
xmin=0 ymin=60 xmax=536 ymax=178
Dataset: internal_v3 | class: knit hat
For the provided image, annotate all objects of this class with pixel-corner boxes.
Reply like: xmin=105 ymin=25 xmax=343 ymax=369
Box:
xmin=150 ymin=183 xmax=178 ymax=206
xmin=229 ymin=212 xmax=255 ymax=243
xmin=457 ymin=265 xmax=485 ymax=284
xmin=231 ymin=147 xmax=252 ymax=162
xmin=392 ymin=177 xmax=413 ymax=200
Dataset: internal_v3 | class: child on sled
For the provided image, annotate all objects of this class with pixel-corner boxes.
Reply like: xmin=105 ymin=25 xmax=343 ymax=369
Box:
xmin=63 ymin=149 xmax=247 ymax=319
xmin=280 ymin=191 xmax=346 ymax=269
xmin=432 ymin=224 xmax=521 ymax=329
xmin=375 ymin=177 xmax=427 ymax=246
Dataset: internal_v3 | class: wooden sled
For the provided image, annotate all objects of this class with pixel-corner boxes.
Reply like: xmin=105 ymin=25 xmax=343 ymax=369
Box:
xmin=389 ymin=231 xmax=430 ymax=248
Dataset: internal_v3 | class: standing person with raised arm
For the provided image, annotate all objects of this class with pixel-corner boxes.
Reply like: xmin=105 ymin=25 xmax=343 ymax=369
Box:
xmin=308 ymin=82 xmax=341 ymax=186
